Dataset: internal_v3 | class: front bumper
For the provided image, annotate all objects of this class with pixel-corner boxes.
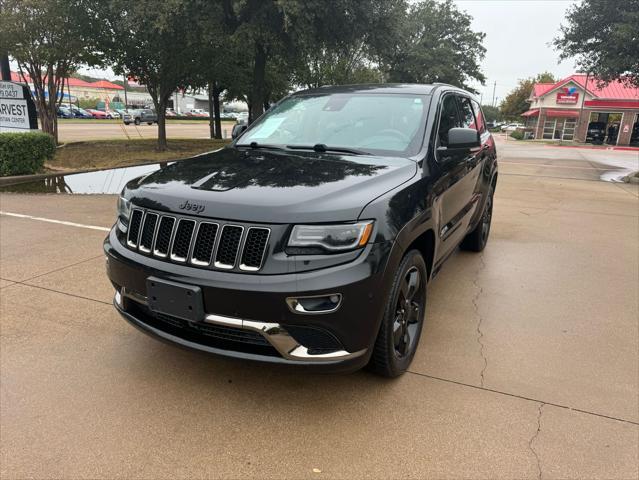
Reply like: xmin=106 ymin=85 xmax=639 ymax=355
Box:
xmin=105 ymin=228 xmax=391 ymax=370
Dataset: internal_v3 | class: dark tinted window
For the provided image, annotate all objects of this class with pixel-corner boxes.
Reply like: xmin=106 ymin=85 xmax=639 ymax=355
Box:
xmin=470 ymin=99 xmax=486 ymax=133
xmin=459 ymin=97 xmax=477 ymax=130
xmin=438 ymin=95 xmax=462 ymax=146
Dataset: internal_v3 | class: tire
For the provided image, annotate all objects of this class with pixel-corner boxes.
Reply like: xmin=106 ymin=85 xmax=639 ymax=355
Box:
xmin=123 ymin=122 xmax=130 ymax=125
xmin=369 ymin=249 xmax=427 ymax=377
xmin=147 ymin=122 xmax=153 ymax=125
xmin=134 ymin=118 xmax=140 ymax=125
xmin=460 ymin=184 xmax=494 ymax=252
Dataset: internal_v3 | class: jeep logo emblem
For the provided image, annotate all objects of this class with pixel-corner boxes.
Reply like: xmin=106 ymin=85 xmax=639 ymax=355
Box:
xmin=179 ymin=200 xmax=205 ymax=214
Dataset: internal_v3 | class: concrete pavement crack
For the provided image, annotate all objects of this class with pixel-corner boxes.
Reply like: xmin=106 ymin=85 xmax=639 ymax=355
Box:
xmin=472 ymin=254 xmax=488 ymax=387
xmin=529 ymin=403 xmax=545 ymax=480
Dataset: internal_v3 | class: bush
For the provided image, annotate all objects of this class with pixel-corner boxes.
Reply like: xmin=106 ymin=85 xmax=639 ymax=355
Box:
xmin=509 ymin=130 xmax=524 ymax=140
xmin=0 ymin=132 xmax=56 ymax=176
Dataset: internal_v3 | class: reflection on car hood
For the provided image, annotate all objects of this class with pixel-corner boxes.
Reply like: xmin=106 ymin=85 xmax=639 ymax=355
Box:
xmin=124 ymin=147 xmax=417 ymax=223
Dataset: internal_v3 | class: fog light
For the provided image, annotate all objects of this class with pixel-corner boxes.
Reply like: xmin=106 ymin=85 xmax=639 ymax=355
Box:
xmin=286 ymin=294 xmax=342 ymax=314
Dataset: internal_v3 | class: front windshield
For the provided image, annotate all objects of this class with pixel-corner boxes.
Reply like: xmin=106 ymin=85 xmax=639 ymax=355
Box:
xmin=237 ymin=93 xmax=429 ymax=157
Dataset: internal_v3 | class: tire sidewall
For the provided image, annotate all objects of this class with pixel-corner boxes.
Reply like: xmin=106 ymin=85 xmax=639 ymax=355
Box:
xmin=383 ymin=250 xmax=428 ymax=375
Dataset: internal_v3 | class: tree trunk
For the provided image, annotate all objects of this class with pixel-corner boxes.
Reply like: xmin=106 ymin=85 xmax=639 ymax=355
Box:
xmin=250 ymin=43 xmax=267 ymax=123
xmin=212 ymin=83 xmax=222 ymax=140
xmin=157 ymin=108 xmax=167 ymax=151
xmin=207 ymin=84 xmax=215 ymax=139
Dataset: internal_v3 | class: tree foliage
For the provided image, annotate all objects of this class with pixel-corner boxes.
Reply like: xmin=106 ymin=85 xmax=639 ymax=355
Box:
xmin=554 ymin=0 xmax=639 ymax=87
xmin=98 ymin=0 xmax=201 ymax=150
xmin=379 ymin=0 xmax=486 ymax=90
xmin=500 ymin=72 xmax=557 ymax=119
xmin=0 ymin=0 xmax=100 ymax=143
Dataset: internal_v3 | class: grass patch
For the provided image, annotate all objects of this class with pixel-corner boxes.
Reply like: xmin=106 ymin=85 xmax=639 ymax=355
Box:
xmin=48 ymin=138 xmax=230 ymax=171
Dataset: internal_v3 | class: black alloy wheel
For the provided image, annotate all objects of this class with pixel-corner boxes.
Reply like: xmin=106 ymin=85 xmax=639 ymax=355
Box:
xmin=369 ymin=249 xmax=427 ymax=377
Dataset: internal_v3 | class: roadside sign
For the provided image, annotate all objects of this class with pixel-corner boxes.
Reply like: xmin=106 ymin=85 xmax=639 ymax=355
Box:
xmin=0 ymin=80 xmax=38 ymax=132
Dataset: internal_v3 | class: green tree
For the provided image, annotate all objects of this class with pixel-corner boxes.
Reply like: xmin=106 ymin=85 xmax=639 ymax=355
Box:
xmin=500 ymin=72 xmax=557 ymax=119
xmin=0 ymin=0 xmax=101 ymax=143
xmin=379 ymin=0 xmax=486 ymax=90
xmin=98 ymin=0 xmax=200 ymax=150
xmin=554 ymin=0 xmax=639 ymax=87
xmin=480 ymin=105 xmax=502 ymax=123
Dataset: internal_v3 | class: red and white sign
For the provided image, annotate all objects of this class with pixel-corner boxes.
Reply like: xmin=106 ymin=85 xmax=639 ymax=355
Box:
xmin=556 ymin=86 xmax=579 ymax=104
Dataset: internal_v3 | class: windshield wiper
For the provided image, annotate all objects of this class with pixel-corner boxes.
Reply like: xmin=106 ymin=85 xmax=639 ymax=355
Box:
xmin=236 ymin=141 xmax=287 ymax=151
xmin=286 ymin=144 xmax=370 ymax=155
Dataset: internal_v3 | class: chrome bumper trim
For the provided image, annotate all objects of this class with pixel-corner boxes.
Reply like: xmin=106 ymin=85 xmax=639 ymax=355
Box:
xmin=116 ymin=289 xmax=365 ymax=363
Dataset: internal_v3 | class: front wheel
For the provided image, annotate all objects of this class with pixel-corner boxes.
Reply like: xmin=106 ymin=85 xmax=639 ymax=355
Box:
xmin=460 ymin=184 xmax=494 ymax=252
xmin=134 ymin=118 xmax=140 ymax=125
xmin=369 ymin=250 xmax=427 ymax=377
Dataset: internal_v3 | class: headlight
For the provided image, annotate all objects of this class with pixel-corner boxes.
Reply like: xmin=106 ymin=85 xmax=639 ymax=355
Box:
xmin=288 ymin=221 xmax=374 ymax=253
xmin=116 ymin=196 xmax=131 ymax=232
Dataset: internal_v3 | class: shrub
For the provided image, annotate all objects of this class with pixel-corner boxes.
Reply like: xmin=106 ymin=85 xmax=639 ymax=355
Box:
xmin=0 ymin=131 xmax=56 ymax=176
xmin=509 ymin=130 xmax=524 ymax=140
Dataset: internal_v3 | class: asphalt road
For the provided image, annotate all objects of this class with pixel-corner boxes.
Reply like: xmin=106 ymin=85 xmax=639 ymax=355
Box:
xmin=57 ymin=120 xmax=236 ymax=142
xmin=0 ymin=137 xmax=638 ymax=478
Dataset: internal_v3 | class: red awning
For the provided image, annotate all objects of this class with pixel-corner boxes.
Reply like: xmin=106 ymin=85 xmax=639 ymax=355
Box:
xmin=521 ymin=109 xmax=539 ymax=117
xmin=545 ymin=109 xmax=579 ymax=118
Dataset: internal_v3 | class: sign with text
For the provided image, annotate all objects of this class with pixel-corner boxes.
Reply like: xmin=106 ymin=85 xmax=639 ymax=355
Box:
xmin=556 ymin=86 xmax=579 ymax=105
xmin=0 ymin=81 xmax=38 ymax=132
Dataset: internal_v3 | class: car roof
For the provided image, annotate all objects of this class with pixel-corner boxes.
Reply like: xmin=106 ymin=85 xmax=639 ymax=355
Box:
xmin=293 ymin=83 xmax=444 ymax=96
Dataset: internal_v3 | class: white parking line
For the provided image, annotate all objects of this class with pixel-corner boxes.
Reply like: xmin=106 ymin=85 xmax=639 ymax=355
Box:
xmin=0 ymin=211 xmax=111 ymax=232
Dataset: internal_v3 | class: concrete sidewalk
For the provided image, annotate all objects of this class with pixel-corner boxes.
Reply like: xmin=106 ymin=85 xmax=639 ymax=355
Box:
xmin=1 ymin=168 xmax=637 ymax=478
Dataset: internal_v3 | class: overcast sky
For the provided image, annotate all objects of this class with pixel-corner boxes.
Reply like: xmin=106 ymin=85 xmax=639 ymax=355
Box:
xmin=457 ymin=0 xmax=578 ymax=105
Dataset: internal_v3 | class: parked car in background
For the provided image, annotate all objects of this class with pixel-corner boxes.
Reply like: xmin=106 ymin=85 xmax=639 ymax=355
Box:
xmin=501 ymin=123 xmax=524 ymax=132
xmin=86 ymin=109 xmax=109 ymax=119
xmin=220 ymin=112 xmax=237 ymax=120
xmin=586 ymin=121 xmax=606 ymax=144
xmin=68 ymin=106 xmax=93 ymax=119
xmin=165 ymin=109 xmax=177 ymax=117
xmin=56 ymin=106 xmax=74 ymax=118
xmin=123 ymin=109 xmax=158 ymax=125
xmin=236 ymin=112 xmax=249 ymax=122
xmin=187 ymin=109 xmax=210 ymax=118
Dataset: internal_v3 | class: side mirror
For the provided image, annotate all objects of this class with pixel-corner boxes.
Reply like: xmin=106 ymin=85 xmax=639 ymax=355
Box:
xmin=231 ymin=124 xmax=247 ymax=139
xmin=445 ymin=127 xmax=481 ymax=150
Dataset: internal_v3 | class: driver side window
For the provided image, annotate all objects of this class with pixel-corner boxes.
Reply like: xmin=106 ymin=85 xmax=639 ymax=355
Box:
xmin=438 ymin=95 xmax=462 ymax=146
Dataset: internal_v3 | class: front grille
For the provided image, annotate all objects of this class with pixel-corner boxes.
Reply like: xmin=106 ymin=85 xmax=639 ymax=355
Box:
xmin=215 ymin=225 xmax=243 ymax=268
xmin=125 ymin=207 xmax=270 ymax=272
xmin=240 ymin=228 xmax=270 ymax=270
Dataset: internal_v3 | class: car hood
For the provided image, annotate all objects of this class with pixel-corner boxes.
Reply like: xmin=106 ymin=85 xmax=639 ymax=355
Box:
xmin=123 ymin=147 xmax=417 ymax=224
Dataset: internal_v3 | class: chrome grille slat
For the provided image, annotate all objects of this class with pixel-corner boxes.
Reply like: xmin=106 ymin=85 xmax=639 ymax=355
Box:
xmin=139 ymin=213 xmax=159 ymax=253
xmin=170 ymin=219 xmax=196 ymax=262
xmin=240 ymin=227 xmax=271 ymax=271
xmin=214 ymin=225 xmax=244 ymax=269
xmin=153 ymin=216 xmax=176 ymax=258
xmin=127 ymin=209 xmax=144 ymax=247
xmin=125 ymin=207 xmax=269 ymax=272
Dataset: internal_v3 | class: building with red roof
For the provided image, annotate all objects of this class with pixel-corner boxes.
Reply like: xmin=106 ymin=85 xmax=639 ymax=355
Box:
xmin=522 ymin=74 xmax=639 ymax=146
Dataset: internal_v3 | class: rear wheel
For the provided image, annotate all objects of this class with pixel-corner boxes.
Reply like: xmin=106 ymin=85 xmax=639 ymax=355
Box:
xmin=134 ymin=118 xmax=140 ymax=125
xmin=460 ymin=184 xmax=494 ymax=252
xmin=369 ymin=250 xmax=427 ymax=377
xmin=147 ymin=122 xmax=153 ymax=125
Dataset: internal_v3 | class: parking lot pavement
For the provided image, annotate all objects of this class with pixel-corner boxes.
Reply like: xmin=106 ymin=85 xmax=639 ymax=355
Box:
xmin=1 ymin=148 xmax=638 ymax=478
xmin=57 ymin=121 xmax=234 ymax=142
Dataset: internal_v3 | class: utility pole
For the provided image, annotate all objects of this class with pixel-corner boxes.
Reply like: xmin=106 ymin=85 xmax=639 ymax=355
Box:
xmin=123 ymin=75 xmax=129 ymax=108
xmin=0 ymin=52 xmax=10 ymax=81
xmin=491 ymin=81 xmax=496 ymax=107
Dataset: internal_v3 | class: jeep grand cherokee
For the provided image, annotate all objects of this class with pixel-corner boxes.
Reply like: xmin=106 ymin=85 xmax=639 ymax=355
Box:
xmin=105 ymin=84 xmax=497 ymax=377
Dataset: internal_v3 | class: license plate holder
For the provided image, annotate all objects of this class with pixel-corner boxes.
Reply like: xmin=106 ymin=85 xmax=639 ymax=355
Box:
xmin=146 ymin=277 xmax=204 ymax=322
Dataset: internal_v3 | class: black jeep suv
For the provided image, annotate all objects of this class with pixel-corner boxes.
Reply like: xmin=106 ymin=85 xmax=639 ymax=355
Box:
xmin=105 ymin=84 xmax=497 ymax=377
